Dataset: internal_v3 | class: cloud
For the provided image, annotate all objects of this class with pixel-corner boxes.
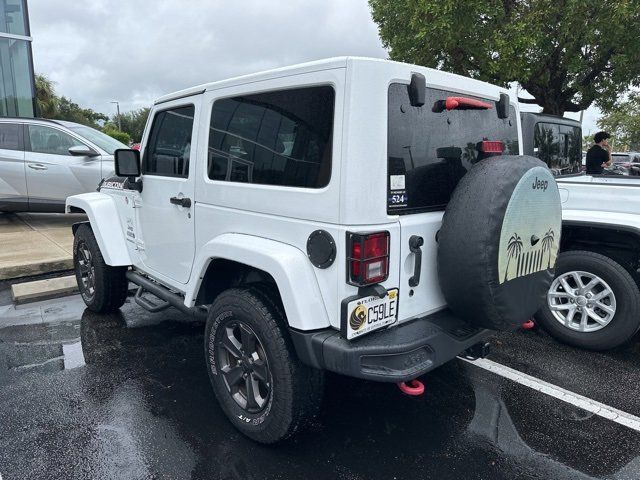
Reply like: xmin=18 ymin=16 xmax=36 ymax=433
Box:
xmin=29 ymin=0 xmax=387 ymax=114
xmin=29 ymin=0 xmax=601 ymax=134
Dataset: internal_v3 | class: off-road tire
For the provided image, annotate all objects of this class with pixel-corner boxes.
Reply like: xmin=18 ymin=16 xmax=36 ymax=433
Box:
xmin=73 ymin=224 xmax=128 ymax=313
xmin=205 ymin=286 xmax=324 ymax=444
xmin=536 ymin=250 xmax=640 ymax=350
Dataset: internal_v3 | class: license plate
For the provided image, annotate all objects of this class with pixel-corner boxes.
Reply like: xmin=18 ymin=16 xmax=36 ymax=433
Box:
xmin=344 ymin=289 xmax=398 ymax=340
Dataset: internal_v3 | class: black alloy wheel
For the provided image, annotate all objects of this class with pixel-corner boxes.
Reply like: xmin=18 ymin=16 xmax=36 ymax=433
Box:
xmin=216 ymin=320 xmax=272 ymax=413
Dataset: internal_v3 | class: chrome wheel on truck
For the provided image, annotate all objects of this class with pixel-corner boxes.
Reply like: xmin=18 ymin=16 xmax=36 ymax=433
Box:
xmin=548 ymin=271 xmax=616 ymax=332
xmin=536 ymin=250 xmax=640 ymax=351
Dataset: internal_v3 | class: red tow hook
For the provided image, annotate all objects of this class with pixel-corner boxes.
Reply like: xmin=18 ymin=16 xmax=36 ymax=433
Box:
xmin=522 ymin=319 xmax=536 ymax=330
xmin=397 ymin=379 xmax=425 ymax=396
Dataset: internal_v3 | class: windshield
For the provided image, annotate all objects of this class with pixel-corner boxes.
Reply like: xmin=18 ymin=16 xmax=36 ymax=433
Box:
xmin=68 ymin=125 xmax=128 ymax=155
xmin=387 ymin=84 xmax=519 ymax=214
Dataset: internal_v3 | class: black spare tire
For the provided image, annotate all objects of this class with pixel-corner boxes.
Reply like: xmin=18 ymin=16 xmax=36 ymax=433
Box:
xmin=437 ymin=155 xmax=561 ymax=331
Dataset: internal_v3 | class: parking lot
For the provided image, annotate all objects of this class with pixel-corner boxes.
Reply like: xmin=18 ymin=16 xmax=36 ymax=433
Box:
xmin=1 ymin=286 xmax=639 ymax=480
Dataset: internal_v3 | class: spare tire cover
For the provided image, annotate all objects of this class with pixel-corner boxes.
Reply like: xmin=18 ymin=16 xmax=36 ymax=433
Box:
xmin=437 ymin=155 xmax=561 ymax=331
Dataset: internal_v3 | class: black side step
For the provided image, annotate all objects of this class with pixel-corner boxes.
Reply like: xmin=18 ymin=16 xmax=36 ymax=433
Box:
xmin=126 ymin=270 xmax=208 ymax=320
xmin=134 ymin=287 xmax=171 ymax=313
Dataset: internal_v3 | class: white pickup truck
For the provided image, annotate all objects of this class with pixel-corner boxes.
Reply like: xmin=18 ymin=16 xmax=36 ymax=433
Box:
xmin=535 ymin=174 xmax=640 ymax=350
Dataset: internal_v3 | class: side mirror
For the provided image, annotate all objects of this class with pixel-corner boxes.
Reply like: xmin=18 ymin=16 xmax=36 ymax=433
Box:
xmin=114 ymin=148 xmax=141 ymax=177
xmin=69 ymin=145 xmax=98 ymax=157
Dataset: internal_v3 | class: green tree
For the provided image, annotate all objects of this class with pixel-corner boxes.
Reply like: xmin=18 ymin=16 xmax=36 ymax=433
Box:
xmin=597 ymin=92 xmax=640 ymax=151
xmin=35 ymin=74 xmax=59 ymax=118
xmin=104 ymin=127 xmax=131 ymax=145
xmin=57 ymin=96 xmax=108 ymax=128
xmin=34 ymin=72 xmax=108 ymax=127
xmin=369 ymin=0 xmax=640 ymax=116
xmin=109 ymin=107 xmax=150 ymax=142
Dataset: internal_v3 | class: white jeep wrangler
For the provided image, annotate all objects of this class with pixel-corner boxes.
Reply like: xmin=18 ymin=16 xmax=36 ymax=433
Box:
xmin=66 ymin=57 xmax=561 ymax=443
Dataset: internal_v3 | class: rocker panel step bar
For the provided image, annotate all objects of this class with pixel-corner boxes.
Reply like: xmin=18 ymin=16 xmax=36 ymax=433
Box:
xmin=126 ymin=270 xmax=207 ymax=320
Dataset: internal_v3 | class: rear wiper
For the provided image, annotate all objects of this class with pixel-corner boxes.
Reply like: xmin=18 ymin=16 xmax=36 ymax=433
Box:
xmin=432 ymin=96 xmax=493 ymax=113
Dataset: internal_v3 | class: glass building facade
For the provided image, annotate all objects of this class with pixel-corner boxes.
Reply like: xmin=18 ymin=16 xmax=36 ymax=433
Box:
xmin=0 ymin=0 xmax=35 ymax=117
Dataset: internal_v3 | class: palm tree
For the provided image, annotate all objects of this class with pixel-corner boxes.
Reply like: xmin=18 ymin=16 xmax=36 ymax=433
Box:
xmin=35 ymin=74 xmax=59 ymax=118
xmin=541 ymin=229 xmax=555 ymax=268
xmin=504 ymin=233 xmax=523 ymax=282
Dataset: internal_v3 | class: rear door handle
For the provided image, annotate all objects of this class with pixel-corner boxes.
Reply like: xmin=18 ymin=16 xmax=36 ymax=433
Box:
xmin=408 ymin=235 xmax=424 ymax=287
xmin=27 ymin=163 xmax=48 ymax=171
xmin=169 ymin=196 xmax=191 ymax=208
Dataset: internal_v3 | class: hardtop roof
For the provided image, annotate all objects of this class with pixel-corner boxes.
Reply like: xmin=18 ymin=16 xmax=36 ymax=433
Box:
xmin=520 ymin=111 xmax=581 ymax=127
xmin=154 ymin=56 xmax=513 ymax=105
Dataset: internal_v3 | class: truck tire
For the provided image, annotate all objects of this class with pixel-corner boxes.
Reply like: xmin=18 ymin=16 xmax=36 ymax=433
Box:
xmin=536 ymin=250 xmax=640 ymax=350
xmin=438 ymin=155 xmax=562 ymax=331
xmin=73 ymin=224 xmax=128 ymax=313
xmin=205 ymin=286 xmax=324 ymax=444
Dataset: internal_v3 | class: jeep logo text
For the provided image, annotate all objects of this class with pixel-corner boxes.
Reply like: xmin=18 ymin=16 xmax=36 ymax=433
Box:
xmin=532 ymin=177 xmax=548 ymax=191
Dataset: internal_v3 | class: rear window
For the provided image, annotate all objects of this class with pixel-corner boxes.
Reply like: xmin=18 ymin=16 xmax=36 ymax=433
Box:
xmin=208 ymin=86 xmax=334 ymax=188
xmin=534 ymin=122 xmax=582 ymax=175
xmin=387 ymin=84 xmax=519 ymax=214
xmin=612 ymin=154 xmax=630 ymax=163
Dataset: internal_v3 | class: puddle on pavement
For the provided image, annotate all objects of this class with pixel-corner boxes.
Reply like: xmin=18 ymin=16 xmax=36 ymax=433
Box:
xmin=0 ymin=320 xmax=85 ymax=374
xmin=0 ymin=299 xmax=199 ymax=379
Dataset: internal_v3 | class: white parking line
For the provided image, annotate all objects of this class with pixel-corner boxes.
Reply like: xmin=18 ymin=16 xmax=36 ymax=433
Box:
xmin=460 ymin=357 xmax=640 ymax=432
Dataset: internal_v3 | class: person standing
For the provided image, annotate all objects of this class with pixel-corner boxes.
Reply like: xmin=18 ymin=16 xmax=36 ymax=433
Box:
xmin=585 ymin=131 xmax=612 ymax=174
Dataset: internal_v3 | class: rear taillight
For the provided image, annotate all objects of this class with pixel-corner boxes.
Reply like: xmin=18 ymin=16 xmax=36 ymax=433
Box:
xmin=347 ymin=231 xmax=390 ymax=286
xmin=478 ymin=140 xmax=504 ymax=153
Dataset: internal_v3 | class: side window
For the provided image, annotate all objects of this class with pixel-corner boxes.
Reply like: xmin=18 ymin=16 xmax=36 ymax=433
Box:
xmin=142 ymin=105 xmax=195 ymax=178
xmin=27 ymin=125 xmax=82 ymax=155
xmin=560 ymin=125 xmax=582 ymax=174
xmin=208 ymin=86 xmax=335 ymax=188
xmin=534 ymin=122 xmax=559 ymax=168
xmin=535 ymin=122 xmax=582 ymax=176
xmin=0 ymin=123 xmax=22 ymax=151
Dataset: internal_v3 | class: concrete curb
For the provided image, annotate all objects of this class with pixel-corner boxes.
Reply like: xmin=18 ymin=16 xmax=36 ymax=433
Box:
xmin=11 ymin=275 xmax=78 ymax=305
xmin=0 ymin=259 xmax=74 ymax=281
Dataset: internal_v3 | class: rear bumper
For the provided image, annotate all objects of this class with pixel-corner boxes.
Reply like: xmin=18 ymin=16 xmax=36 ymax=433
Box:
xmin=289 ymin=309 xmax=493 ymax=383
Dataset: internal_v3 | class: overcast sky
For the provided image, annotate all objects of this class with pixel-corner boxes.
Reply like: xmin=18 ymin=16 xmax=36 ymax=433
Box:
xmin=28 ymin=0 xmax=599 ymax=134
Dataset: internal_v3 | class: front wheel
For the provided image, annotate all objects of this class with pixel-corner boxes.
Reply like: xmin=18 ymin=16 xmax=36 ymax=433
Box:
xmin=205 ymin=287 xmax=324 ymax=444
xmin=536 ymin=250 xmax=640 ymax=350
xmin=73 ymin=224 xmax=128 ymax=313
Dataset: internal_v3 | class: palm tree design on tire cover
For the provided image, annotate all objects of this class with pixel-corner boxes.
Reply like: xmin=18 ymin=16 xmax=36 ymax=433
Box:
xmin=504 ymin=233 xmax=523 ymax=282
xmin=541 ymin=229 xmax=555 ymax=268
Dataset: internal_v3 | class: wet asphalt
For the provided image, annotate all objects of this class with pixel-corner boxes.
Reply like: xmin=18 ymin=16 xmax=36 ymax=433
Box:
xmin=1 ymin=291 xmax=640 ymax=480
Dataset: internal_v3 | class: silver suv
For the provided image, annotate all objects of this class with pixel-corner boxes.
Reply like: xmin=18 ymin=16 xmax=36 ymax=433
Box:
xmin=0 ymin=117 xmax=127 ymax=213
